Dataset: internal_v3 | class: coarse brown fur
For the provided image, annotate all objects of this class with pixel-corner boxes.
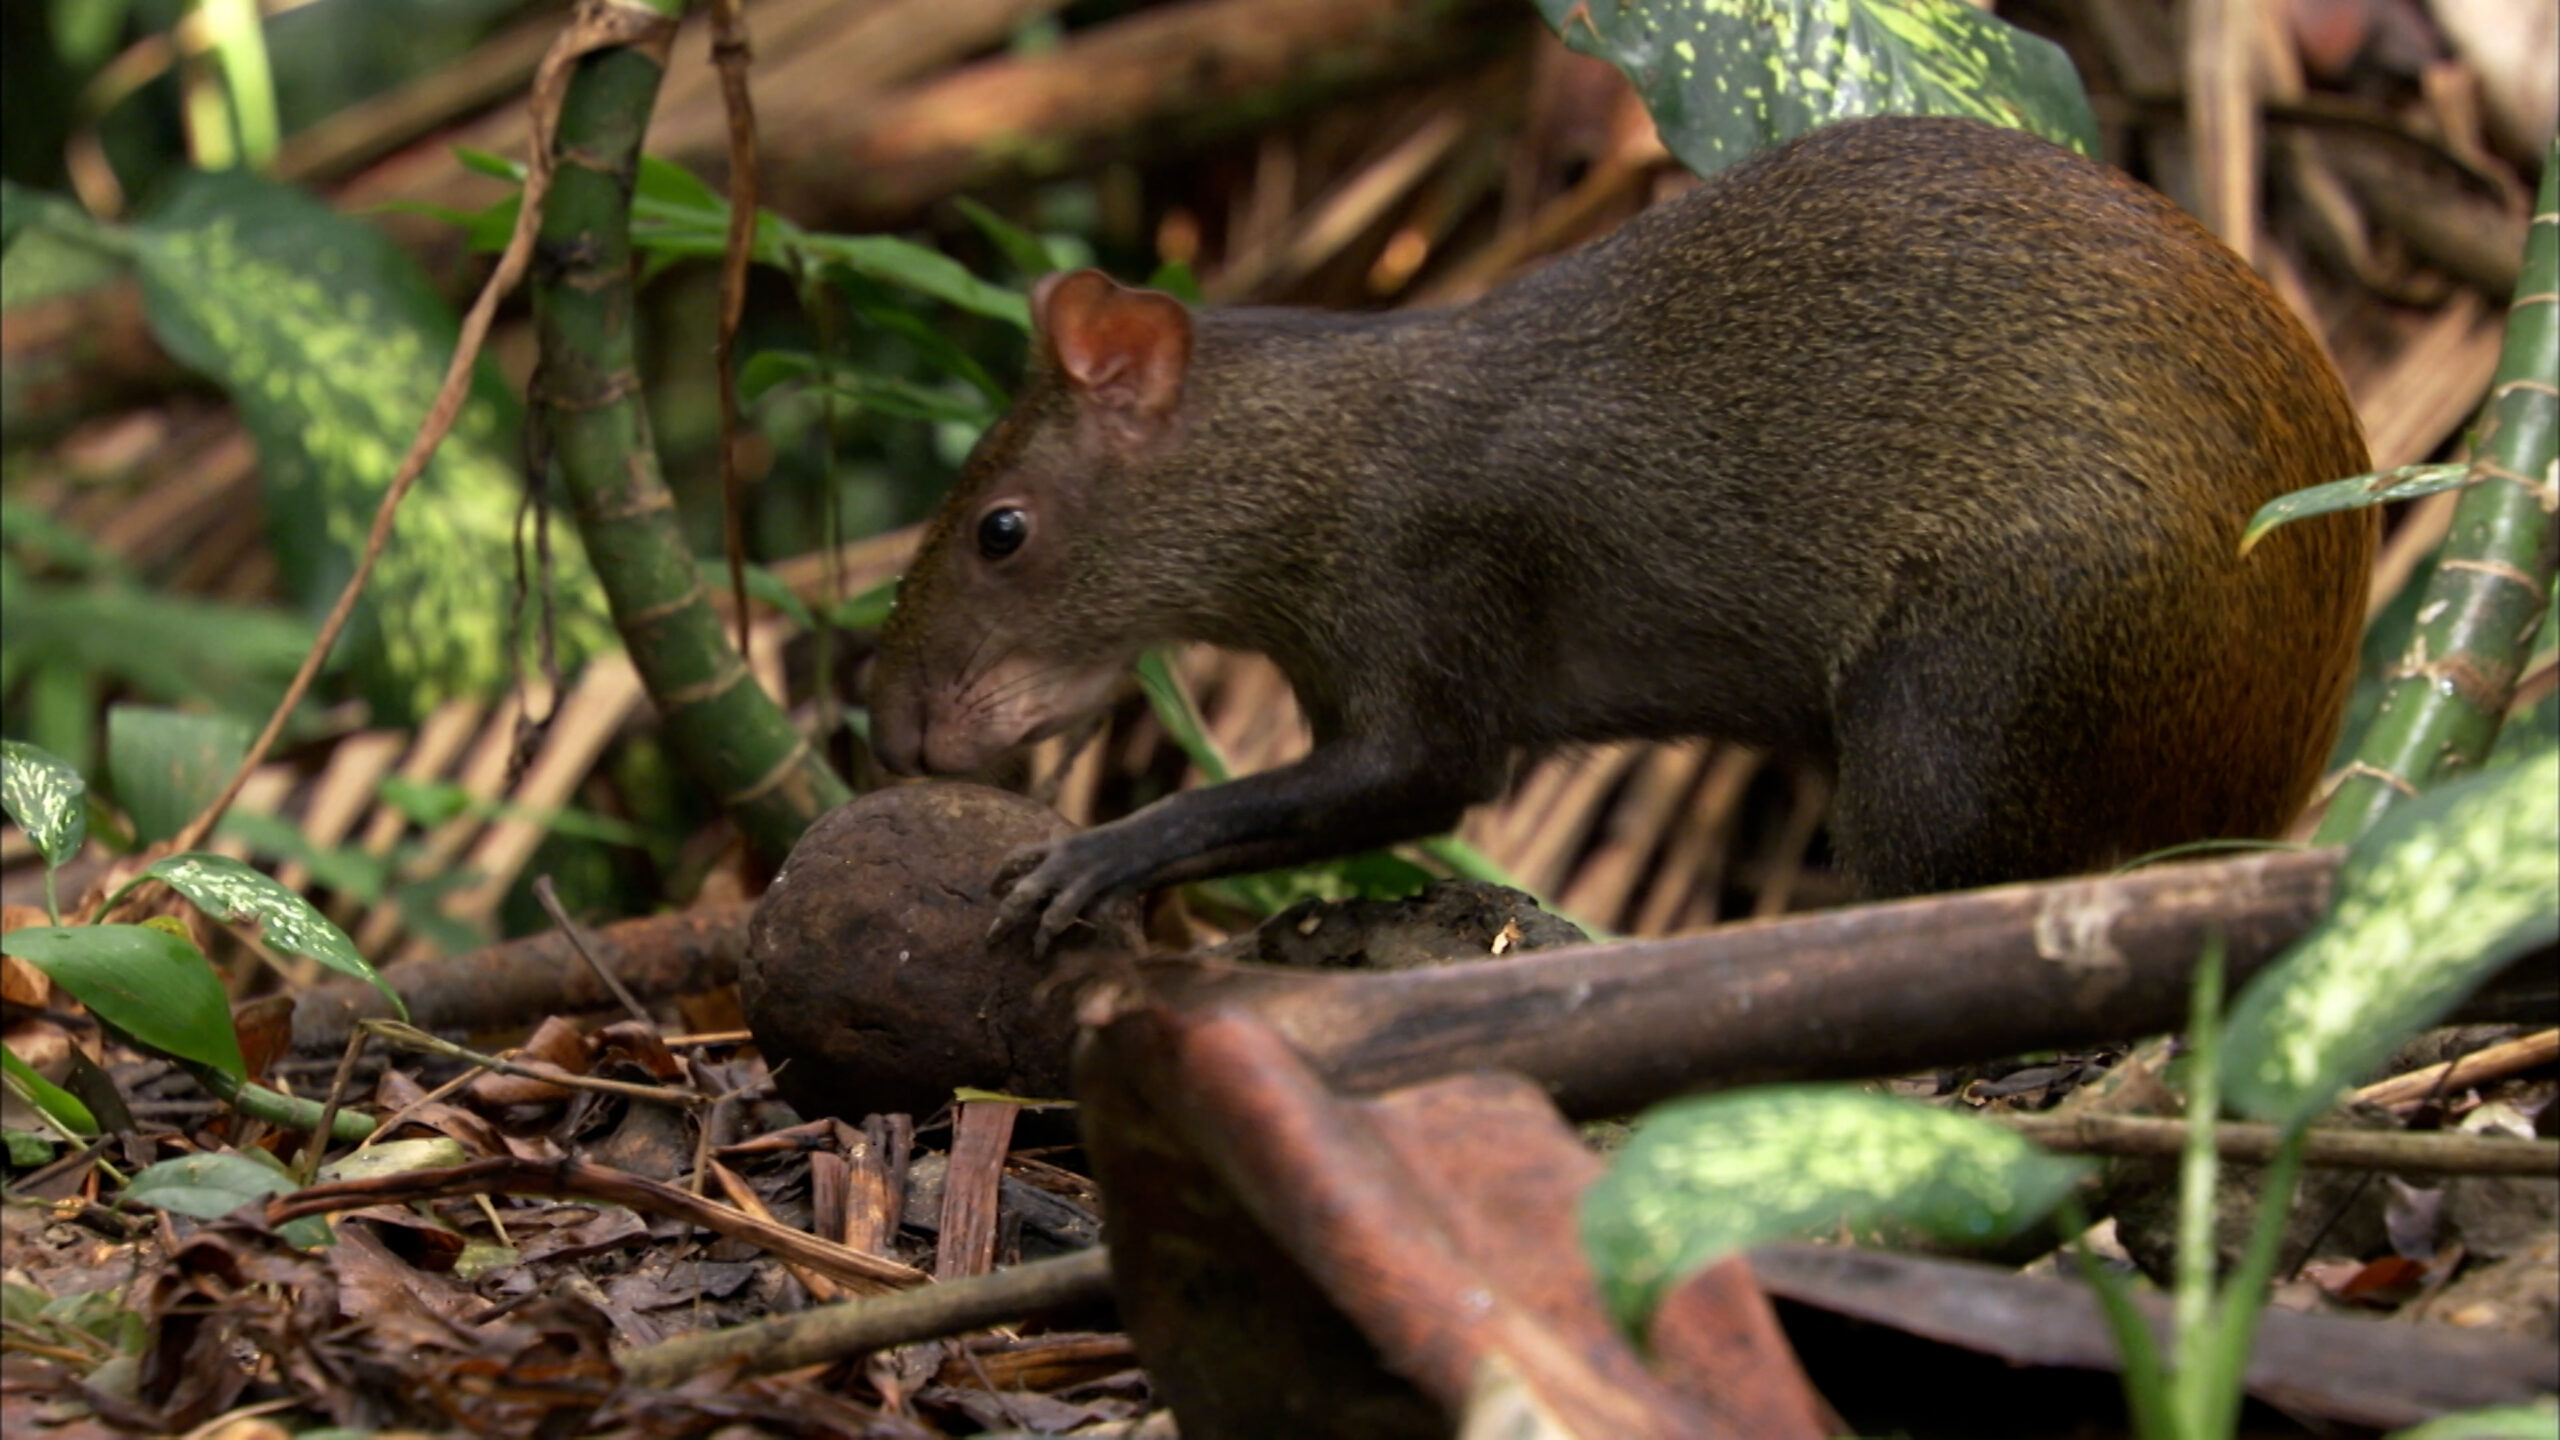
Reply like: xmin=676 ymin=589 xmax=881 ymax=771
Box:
xmin=870 ymin=116 xmax=2375 ymax=945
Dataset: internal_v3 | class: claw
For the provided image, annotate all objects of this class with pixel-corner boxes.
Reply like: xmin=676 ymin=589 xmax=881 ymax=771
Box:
xmin=983 ymin=837 xmax=1108 ymax=960
xmin=985 ymin=842 xmax=1053 ymax=945
xmin=990 ymin=844 xmax=1047 ymax=894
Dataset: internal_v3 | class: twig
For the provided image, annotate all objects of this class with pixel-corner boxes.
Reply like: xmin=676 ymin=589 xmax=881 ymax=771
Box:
xmin=710 ymin=1155 xmax=844 ymax=1303
xmin=265 ymin=1154 xmax=927 ymax=1294
xmin=1997 ymin=1112 xmax=2557 ymax=1176
xmin=293 ymin=1021 xmax=373 ymax=1185
xmin=619 ymin=1246 xmax=1114 ymax=1388
xmin=531 ymin=874 xmax=653 ymax=1025
xmin=357 ymin=1018 xmax=701 ymax=1108
xmin=2354 ymin=1027 xmax=2560 ymax=1110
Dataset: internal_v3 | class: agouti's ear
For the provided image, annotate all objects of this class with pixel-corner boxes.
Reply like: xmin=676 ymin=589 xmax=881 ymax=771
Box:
xmin=1033 ymin=269 xmax=1192 ymax=435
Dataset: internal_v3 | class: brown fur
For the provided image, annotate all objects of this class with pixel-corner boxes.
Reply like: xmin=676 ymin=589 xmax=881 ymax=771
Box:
xmin=870 ymin=117 xmax=2375 ymax=942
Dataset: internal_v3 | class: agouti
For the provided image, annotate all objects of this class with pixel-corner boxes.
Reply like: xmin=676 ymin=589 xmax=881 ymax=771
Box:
xmin=868 ymin=116 xmax=2375 ymax=950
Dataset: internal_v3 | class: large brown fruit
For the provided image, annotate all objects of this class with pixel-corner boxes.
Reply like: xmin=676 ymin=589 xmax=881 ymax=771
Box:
xmin=741 ymin=783 xmax=1138 ymax=1121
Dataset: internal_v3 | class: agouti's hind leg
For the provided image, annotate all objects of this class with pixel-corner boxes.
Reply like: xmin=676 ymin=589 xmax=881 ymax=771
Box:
xmin=1826 ymin=628 xmax=2100 ymax=897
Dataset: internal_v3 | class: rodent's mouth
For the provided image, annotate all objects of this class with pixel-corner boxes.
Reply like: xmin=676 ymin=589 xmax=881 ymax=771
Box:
xmin=916 ymin=655 xmax=1134 ymax=775
xmin=920 ymin=725 xmax=1020 ymax=776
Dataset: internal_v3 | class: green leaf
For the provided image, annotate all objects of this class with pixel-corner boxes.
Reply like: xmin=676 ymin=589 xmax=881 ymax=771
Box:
xmin=837 ymin=284 xmax=1010 ymax=406
xmin=1 ymin=925 xmax=248 ymax=1079
xmin=736 ymin=562 xmax=816 ymax=631
xmin=128 ymin=168 xmax=611 ymax=717
xmin=376 ymin=194 xmax=520 ymax=253
xmin=1135 ymin=649 xmax=1231 ymax=783
xmin=1129 ymin=649 xmax=1532 ymax=914
xmin=106 ymin=706 xmax=250 ymax=845
xmin=806 ymin=234 xmax=1032 ymax=329
xmin=2389 ymin=1403 xmax=2560 ymax=1440
xmin=952 ymin=196 xmax=1061 ymax=282
xmin=125 ymin=1148 xmax=337 ymax=1246
xmin=314 ymin=1135 xmax=468 ymax=1182
xmin=34 ymin=1285 xmax=147 ymax=1356
xmin=1144 ymin=260 xmax=1203 ymax=306
xmin=6 ymin=1129 xmax=59 ymax=1166
xmin=1417 ymin=835 xmax=1518 ymax=889
xmin=214 ymin=810 xmax=393 ymax=901
xmin=740 ymin=351 xmax=999 ymax=425
xmin=634 ymin=154 xmax=727 ymax=218
xmin=48 ymin=0 xmax=134 ymax=69
xmin=2241 ymin=463 xmax=2473 ymax=554
xmin=1 ymin=178 xmax=127 ymax=256
xmin=2 ymin=1046 xmax=99 ymax=1138
xmin=377 ymin=774 xmax=476 ymax=827
xmin=1 ymin=495 xmax=114 ymax=572
xmin=0 ymin=575 xmax=314 ymax=721
xmin=315 ymin=778 xmax=639 ymax=855
xmin=142 ymin=854 xmax=405 ymax=1021
xmin=2223 ymin=747 xmax=2560 ymax=1130
xmin=0 ymin=1281 xmax=39 ymax=1325
xmin=125 ymin=1149 xmax=295 ymax=1219
xmin=823 ymin=575 xmax=901 ymax=631
xmin=1 ymin=739 xmax=89 ymax=869
xmin=451 ymin=147 xmax=524 ymax=182
xmin=0 ymin=206 xmax=131 ymax=311
xmin=1581 ymin=1086 xmax=2089 ymax=1335
xmin=1537 ymin=0 xmax=2098 ymax=176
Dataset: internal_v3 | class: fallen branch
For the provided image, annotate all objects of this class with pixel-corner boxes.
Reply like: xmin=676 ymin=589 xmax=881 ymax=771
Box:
xmin=1145 ymin=849 xmax=2356 ymax=1118
xmin=290 ymin=900 xmax=750 ymax=1051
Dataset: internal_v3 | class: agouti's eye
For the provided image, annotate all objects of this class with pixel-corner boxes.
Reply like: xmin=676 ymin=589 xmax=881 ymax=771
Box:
xmin=976 ymin=506 xmax=1029 ymax=560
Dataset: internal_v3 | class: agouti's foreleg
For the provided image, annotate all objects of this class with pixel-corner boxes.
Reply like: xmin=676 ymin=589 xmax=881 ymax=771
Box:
xmin=993 ymin=736 xmax=1500 ymax=953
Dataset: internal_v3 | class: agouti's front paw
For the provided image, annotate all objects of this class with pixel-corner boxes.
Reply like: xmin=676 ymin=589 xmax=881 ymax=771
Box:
xmin=988 ymin=838 xmax=1109 ymax=960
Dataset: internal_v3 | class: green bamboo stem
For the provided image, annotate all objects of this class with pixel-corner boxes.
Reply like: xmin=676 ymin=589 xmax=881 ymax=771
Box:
xmin=2319 ymin=143 xmax=2559 ymax=841
xmin=529 ymin=7 xmax=850 ymax=862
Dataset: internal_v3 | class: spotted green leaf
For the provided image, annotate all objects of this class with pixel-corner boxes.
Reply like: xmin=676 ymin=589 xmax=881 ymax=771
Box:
xmin=2241 ymin=463 xmax=2473 ymax=555
xmin=143 ymin=853 xmax=405 ymax=1021
xmin=0 ymin=179 xmax=130 ymax=311
xmin=1582 ymin=1086 xmax=2088 ymax=1335
xmin=1 ymin=924 xmax=248 ymax=1079
xmin=1 ymin=739 xmax=88 ymax=869
xmin=128 ymin=169 xmax=611 ymax=718
xmin=2223 ymin=746 xmax=2559 ymax=1131
xmin=1536 ymin=0 xmax=2098 ymax=175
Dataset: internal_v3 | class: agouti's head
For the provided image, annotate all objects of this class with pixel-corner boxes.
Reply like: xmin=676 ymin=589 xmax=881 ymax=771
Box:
xmin=869 ymin=271 xmax=1195 ymax=776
